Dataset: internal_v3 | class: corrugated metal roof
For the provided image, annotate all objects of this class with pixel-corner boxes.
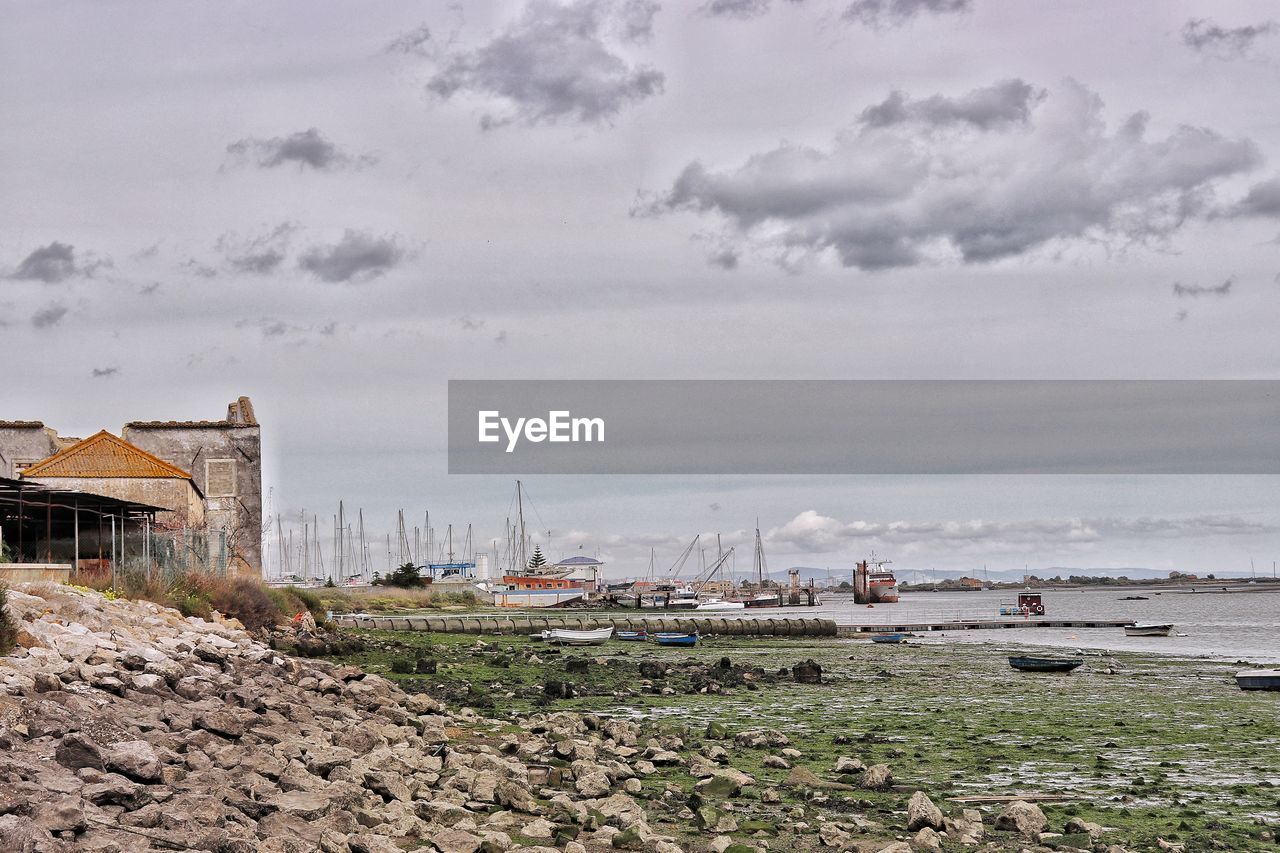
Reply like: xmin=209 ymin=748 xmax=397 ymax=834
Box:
xmin=556 ymin=555 xmax=603 ymax=565
xmin=21 ymin=430 xmax=193 ymax=479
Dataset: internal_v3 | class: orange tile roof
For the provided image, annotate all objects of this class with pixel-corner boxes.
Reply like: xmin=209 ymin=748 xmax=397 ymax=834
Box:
xmin=21 ymin=430 xmax=193 ymax=479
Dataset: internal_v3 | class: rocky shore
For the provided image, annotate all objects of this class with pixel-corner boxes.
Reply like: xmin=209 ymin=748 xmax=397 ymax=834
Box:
xmin=0 ymin=584 xmax=1221 ymax=852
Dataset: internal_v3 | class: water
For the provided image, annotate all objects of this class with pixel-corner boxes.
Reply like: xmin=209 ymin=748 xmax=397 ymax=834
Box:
xmin=750 ymin=587 xmax=1280 ymax=663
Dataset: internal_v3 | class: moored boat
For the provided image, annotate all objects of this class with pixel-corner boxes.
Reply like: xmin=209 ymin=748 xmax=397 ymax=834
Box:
xmin=654 ymin=631 xmax=699 ymax=647
xmin=1124 ymin=623 xmax=1173 ymax=637
xmin=871 ymin=632 xmax=907 ymax=644
xmin=615 ymin=629 xmax=649 ymax=641
xmin=695 ymin=598 xmax=746 ymax=611
xmin=1235 ymin=669 xmax=1280 ymax=691
xmin=542 ymin=627 xmax=614 ymax=646
xmin=1008 ymin=656 xmax=1083 ymax=673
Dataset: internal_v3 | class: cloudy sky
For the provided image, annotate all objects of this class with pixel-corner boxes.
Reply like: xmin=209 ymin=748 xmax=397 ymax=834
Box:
xmin=2 ymin=0 xmax=1278 ymax=578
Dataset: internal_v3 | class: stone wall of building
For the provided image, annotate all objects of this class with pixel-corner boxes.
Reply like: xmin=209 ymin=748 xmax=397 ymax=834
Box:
xmin=0 ymin=423 xmax=61 ymax=478
xmin=123 ymin=403 xmax=262 ymax=573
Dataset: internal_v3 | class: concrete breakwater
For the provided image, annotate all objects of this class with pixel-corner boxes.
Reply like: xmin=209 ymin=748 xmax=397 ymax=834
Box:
xmin=334 ymin=613 xmax=838 ymax=638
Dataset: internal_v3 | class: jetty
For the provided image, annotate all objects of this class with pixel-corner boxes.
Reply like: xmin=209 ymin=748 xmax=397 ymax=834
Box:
xmin=334 ymin=612 xmax=1137 ymax=639
xmin=837 ymin=618 xmax=1133 ymax=637
xmin=334 ymin=613 xmax=839 ymax=637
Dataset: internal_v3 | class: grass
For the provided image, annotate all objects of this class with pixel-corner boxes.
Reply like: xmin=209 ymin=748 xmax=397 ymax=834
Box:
xmin=308 ymin=586 xmax=479 ymax=613
xmin=323 ymin=630 xmax=1280 ymax=851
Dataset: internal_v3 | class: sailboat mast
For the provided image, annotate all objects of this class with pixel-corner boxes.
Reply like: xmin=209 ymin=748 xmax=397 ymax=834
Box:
xmin=516 ymin=480 xmax=528 ymax=572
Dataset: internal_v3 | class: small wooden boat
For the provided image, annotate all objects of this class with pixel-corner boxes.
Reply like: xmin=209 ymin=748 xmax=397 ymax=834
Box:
xmin=1235 ymin=669 xmax=1280 ymax=691
xmin=1008 ymin=656 xmax=1083 ymax=673
xmin=542 ymin=627 xmax=614 ymax=646
xmin=871 ymin=632 xmax=908 ymax=644
xmin=615 ymin=630 xmax=649 ymax=642
xmin=654 ymin=631 xmax=699 ymax=647
xmin=1124 ymin=624 xmax=1172 ymax=637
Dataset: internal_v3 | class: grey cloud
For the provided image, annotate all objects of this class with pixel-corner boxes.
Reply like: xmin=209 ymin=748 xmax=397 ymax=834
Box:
xmin=843 ymin=0 xmax=971 ymax=28
xmin=494 ymin=329 xmax=509 ymax=345
xmin=139 ymin=282 xmax=161 ymax=296
xmin=1231 ymin=177 xmax=1280 ymax=218
xmin=91 ymin=367 xmax=120 ymax=378
xmin=708 ymin=247 xmax=739 ymax=270
xmin=31 ymin=303 xmax=68 ymax=328
xmin=426 ymin=0 xmax=664 ymax=129
xmin=1175 ymin=309 xmax=1189 ymax=322
xmin=386 ymin=24 xmax=433 ymax=57
xmin=225 ymin=128 xmax=373 ymax=171
xmin=298 ymin=230 xmax=405 ymax=283
xmin=701 ymin=0 xmax=771 ymax=20
xmin=458 ymin=315 xmax=486 ymax=331
xmin=1173 ymin=278 xmax=1233 ymax=298
xmin=615 ymin=0 xmax=660 ymax=42
xmin=217 ymin=223 xmax=297 ymax=275
xmin=182 ymin=258 xmax=218 ymax=278
xmin=8 ymin=241 xmax=106 ymax=283
xmin=860 ymin=79 xmax=1043 ymax=129
xmin=645 ymin=80 xmax=1261 ymax=270
xmin=1182 ymin=18 xmax=1276 ymax=56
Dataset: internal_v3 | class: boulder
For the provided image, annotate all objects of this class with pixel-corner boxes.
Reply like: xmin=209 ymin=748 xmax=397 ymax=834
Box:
xmin=859 ymin=764 xmax=893 ymax=791
xmin=906 ymin=791 xmax=943 ymax=831
xmin=102 ymin=739 xmax=163 ymax=782
xmin=994 ymin=800 xmax=1048 ymax=838
xmin=791 ymin=660 xmax=822 ymax=684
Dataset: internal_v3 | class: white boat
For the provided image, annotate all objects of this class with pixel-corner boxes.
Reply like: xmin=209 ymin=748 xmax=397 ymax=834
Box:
xmin=1124 ymin=624 xmax=1173 ymax=637
xmin=541 ymin=627 xmax=614 ymax=646
xmin=1236 ymin=669 xmax=1280 ymax=691
xmin=695 ymin=598 xmax=746 ymax=611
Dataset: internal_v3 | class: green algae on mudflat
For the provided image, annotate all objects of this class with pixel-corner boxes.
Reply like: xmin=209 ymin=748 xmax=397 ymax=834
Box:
xmin=326 ymin=629 xmax=1280 ymax=851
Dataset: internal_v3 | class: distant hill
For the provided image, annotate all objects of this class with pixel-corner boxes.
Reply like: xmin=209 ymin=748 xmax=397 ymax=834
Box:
xmin=776 ymin=566 xmax=1252 ymax=584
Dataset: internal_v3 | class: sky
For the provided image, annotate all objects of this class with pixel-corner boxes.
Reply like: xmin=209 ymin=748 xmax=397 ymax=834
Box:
xmin=2 ymin=0 xmax=1278 ymax=579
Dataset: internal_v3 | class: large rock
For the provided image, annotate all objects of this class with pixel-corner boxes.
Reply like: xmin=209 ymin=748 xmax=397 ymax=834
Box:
xmin=906 ymin=790 xmax=943 ymax=831
xmin=859 ymin=764 xmax=893 ymax=791
xmin=994 ymin=800 xmax=1048 ymax=838
xmin=54 ymin=733 xmax=104 ymax=771
xmin=102 ymin=739 xmax=164 ymax=782
xmin=433 ymin=828 xmax=485 ymax=853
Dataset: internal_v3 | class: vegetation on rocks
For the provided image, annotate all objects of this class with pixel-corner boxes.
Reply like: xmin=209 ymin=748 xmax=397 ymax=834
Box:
xmin=3 ymin=583 xmax=1276 ymax=852
xmin=75 ymin=569 xmax=327 ymax=630
xmin=324 ymin=629 xmax=1280 ymax=852
xmin=0 ymin=584 xmax=16 ymax=655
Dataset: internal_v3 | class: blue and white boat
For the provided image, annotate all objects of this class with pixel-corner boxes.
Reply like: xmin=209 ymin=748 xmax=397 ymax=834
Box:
xmin=654 ymin=631 xmax=698 ymax=647
xmin=871 ymin=632 xmax=907 ymax=644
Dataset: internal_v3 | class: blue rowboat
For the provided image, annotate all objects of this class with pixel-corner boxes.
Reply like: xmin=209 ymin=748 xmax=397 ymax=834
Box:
xmin=871 ymin=633 xmax=907 ymax=644
xmin=615 ymin=630 xmax=649 ymax=642
xmin=1009 ymin=656 xmax=1083 ymax=673
xmin=654 ymin=631 xmax=698 ymax=647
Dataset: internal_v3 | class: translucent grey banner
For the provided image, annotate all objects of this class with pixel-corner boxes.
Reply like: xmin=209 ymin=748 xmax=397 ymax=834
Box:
xmin=447 ymin=380 xmax=1280 ymax=474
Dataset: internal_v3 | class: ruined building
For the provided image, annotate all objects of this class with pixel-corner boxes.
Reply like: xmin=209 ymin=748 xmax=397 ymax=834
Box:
xmin=0 ymin=397 xmax=262 ymax=574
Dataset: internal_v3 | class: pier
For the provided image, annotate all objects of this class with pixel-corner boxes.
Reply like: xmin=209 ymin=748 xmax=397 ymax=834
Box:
xmin=333 ymin=612 xmax=1136 ymax=638
xmin=334 ymin=613 xmax=839 ymax=637
xmin=836 ymin=618 xmax=1134 ymax=637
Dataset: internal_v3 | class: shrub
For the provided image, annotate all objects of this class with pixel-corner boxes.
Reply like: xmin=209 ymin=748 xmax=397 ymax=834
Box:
xmin=390 ymin=658 xmax=415 ymax=674
xmin=211 ymin=576 xmax=285 ymax=631
xmin=0 ymin=584 xmax=17 ymax=655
